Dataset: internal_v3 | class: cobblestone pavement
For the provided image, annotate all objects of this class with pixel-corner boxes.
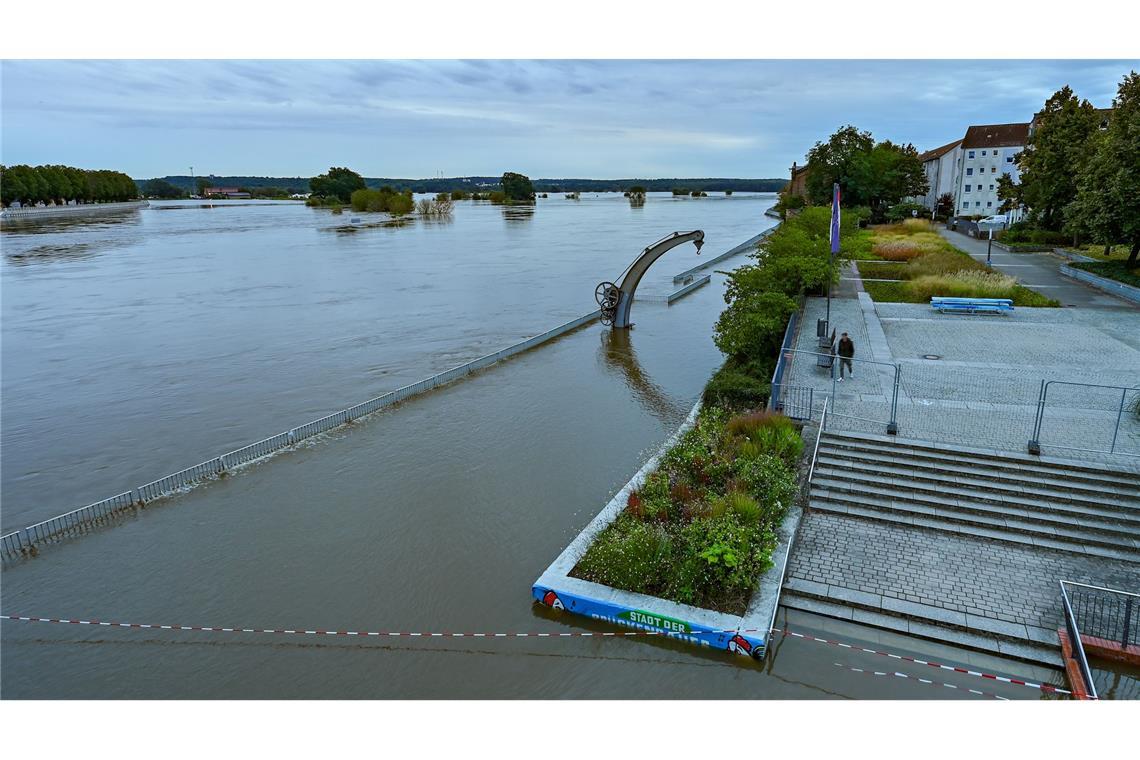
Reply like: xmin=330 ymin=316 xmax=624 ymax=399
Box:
xmin=784 ymin=295 xmax=1140 ymax=461
xmin=787 ymin=511 xmax=1140 ymax=631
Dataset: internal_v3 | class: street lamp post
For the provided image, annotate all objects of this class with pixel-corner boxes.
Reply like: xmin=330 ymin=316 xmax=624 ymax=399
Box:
xmin=986 ymin=227 xmax=993 ymax=265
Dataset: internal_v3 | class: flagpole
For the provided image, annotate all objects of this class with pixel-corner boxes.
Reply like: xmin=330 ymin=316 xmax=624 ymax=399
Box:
xmin=827 ymin=182 xmax=840 ymax=328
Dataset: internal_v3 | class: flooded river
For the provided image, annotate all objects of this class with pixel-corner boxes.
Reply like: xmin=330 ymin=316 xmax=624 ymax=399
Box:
xmin=1 ymin=195 xmax=1068 ymax=698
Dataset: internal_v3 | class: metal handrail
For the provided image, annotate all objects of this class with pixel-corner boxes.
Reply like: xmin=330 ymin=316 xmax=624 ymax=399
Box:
xmin=1062 ymin=581 xmax=1140 ymax=600
xmin=1059 ymin=580 xmax=1099 ymax=700
xmin=808 ymin=397 xmax=829 ymax=485
xmin=768 ymin=396 xmax=828 ymax=644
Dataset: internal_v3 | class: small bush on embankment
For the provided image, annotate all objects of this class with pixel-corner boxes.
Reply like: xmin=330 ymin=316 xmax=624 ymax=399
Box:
xmin=571 ymin=408 xmax=799 ymax=614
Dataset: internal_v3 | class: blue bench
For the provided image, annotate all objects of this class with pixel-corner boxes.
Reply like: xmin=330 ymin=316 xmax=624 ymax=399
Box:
xmin=931 ymin=297 xmax=1014 ymax=315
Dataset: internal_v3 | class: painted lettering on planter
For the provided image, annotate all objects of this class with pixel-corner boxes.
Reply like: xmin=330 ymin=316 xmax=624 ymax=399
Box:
xmin=618 ymin=609 xmax=691 ymax=634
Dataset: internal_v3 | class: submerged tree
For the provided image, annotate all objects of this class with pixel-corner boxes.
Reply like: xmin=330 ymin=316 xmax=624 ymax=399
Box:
xmin=310 ymin=167 xmax=366 ymax=203
xmin=501 ymin=171 xmax=536 ymax=202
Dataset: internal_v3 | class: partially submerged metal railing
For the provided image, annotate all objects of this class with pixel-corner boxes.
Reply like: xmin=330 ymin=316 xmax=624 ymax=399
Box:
xmin=1059 ymin=581 xmax=1103 ymax=700
xmin=1061 ymin=581 xmax=1138 ymax=651
xmin=1 ymin=309 xmax=604 ymax=562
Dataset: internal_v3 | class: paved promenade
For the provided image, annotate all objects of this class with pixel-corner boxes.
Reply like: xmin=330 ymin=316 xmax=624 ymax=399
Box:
xmin=937 ymin=228 xmax=1127 ymax=308
xmin=783 ymin=287 xmax=1140 ymax=461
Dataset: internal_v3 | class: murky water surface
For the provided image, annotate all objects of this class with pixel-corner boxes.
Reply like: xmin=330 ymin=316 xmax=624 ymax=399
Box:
xmin=1 ymin=195 xmax=1066 ymax=698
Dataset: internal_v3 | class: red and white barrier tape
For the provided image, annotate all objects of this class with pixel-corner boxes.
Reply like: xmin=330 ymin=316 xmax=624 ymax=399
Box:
xmin=775 ymin=627 xmax=1069 ymax=695
xmin=831 ymin=662 xmax=1009 ymax=700
xmin=1 ymin=614 xmax=1069 ymax=696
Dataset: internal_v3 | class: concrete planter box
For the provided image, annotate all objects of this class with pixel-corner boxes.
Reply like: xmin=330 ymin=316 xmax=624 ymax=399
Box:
xmin=1060 ymin=264 xmax=1140 ymax=304
xmin=531 ymin=401 xmax=802 ymax=661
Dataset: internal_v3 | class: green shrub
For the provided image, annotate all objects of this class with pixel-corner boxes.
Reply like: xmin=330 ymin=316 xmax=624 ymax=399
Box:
xmin=575 ymin=516 xmax=674 ymax=592
xmin=702 ymin=359 xmax=772 ymax=409
xmin=732 ymin=455 xmax=798 ymax=521
xmin=666 ymin=515 xmax=776 ymax=610
xmin=885 ymin=202 xmax=927 ymax=222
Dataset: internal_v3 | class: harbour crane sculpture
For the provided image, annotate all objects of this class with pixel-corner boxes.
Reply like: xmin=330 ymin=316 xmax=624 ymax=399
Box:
xmin=595 ymin=230 xmax=704 ymax=328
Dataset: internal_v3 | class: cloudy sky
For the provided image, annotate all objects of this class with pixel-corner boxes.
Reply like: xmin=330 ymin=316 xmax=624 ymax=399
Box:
xmin=1 ymin=59 xmax=1135 ymax=179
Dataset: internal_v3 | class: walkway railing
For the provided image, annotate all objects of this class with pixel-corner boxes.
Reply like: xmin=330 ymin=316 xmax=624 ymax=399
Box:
xmin=768 ymin=308 xmax=802 ymax=413
xmin=1059 ymin=580 xmax=1099 ymax=700
xmin=1061 ymin=581 xmax=1138 ymax=651
xmin=671 ymin=226 xmax=777 ymax=283
xmin=1 ymin=309 xmax=602 ymax=562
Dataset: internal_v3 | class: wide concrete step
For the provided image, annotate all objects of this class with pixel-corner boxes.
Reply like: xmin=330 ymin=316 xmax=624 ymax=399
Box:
xmin=809 ymin=492 xmax=1140 ymax=561
xmin=812 ymin=465 xmax=1140 ymax=528
xmin=814 ymin=450 xmax=1140 ymax=508
xmin=779 ymin=585 xmax=1064 ymax=668
xmin=810 ymin=479 xmax=1139 ymax=546
xmin=819 ymin=431 xmax=1140 ymax=493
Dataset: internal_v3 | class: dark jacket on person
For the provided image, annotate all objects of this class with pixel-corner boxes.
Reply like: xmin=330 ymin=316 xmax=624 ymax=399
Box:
xmin=838 ymin=337 xmax=855 ymax=358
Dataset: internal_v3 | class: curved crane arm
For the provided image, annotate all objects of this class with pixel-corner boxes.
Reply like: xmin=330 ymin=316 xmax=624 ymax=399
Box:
xmin=611 ymin=230 xmax=704 ymax=328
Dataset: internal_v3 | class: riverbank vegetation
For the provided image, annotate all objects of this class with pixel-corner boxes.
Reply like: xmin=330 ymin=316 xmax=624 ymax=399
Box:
xmin=350 ymin=186 xmax=415 ymax=216
xmin=1 ymin=164 xmax=138 ymax=208
xmin=572 ymin=207 xmax=859 ymax=612
xmin=705 ymin=207 xmax=859 ymax=407
xmin=572 ymin=409 xmax=801 ymax=614
xmin=855 ymin=220 xmax=1059 ymax=306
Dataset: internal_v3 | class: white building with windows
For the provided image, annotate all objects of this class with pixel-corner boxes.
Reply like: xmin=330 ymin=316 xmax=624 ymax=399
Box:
xmin=951 ymin=122 xmax=1029 ymax=220
xmin=915 ymin=139 xmax=962 ymax=210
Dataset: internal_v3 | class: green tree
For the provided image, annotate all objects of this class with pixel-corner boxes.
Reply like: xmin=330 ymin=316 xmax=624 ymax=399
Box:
xmin=804 ymin=125 xmax=874 ymax=205
xmin=310 ymin=166 xmax=366 ymax=203
xmin=500 ymin=171 xmax=535 ymax=202
xmin=196 ymin=177 xmax=210 ymax=196
xmin=1066 ymin=71 xmax=1140 ymax=265
xmin=143 ymin=179 xmax=185 ymax=199
xmin=1012 ymin=86 xmax=1101 ymax=230
xmin=804 ymin=126 xmax=926 ymax=217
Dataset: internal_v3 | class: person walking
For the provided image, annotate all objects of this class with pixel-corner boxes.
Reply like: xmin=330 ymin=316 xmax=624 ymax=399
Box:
xmin=837 ymin=332 xmax=855 ymax=381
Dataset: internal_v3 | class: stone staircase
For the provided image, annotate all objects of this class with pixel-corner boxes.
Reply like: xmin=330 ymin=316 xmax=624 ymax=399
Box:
xmin=780 ymin=431 xmax=1140 ymax=666
xmin=809 ymin=431 xmax=1140 ymax=561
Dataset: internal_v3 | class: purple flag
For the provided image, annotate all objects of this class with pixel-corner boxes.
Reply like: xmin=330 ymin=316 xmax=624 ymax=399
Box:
xmin=830 ymin=183 xmax=841 ymax=255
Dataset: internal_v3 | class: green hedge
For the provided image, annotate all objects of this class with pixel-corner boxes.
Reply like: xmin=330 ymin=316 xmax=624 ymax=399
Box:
xmin=1072 ymin=261 xmax=1140 ymax=288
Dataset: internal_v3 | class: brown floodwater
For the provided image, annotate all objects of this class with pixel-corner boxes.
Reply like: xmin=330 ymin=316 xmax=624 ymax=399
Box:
xmin=1 ymin=196 xmax=1069 ymax=698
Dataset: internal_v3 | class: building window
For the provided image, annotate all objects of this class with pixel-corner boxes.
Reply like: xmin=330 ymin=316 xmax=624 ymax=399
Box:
xmin=976 ymin=202 xmax=981 ymax=208
xmin=989 ymin=184 xmax=994 ymax=191
xmin=965 ymin=184 xmax=971 ymax=192
xmin=1006 ymin=156 xmax=1014 ymax=163
xmin=968 ymin=150 xmax=975 ymax=159
xmin=987 ymin=201 xmax=993 ymax=207
xmin=966 ymin=168 xmax=973 ymax=176
xmin=981 ymin=150 xmax=987 ymax=156
xmin=991 ymin=166 xmax=997 ymax=173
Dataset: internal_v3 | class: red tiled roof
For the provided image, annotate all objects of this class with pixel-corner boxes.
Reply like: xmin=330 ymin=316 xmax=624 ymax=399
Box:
xmin=918 ymin=139 xmax=962 ymax=163
xmin=961 ymin=123 xmax=1030 ymax=149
